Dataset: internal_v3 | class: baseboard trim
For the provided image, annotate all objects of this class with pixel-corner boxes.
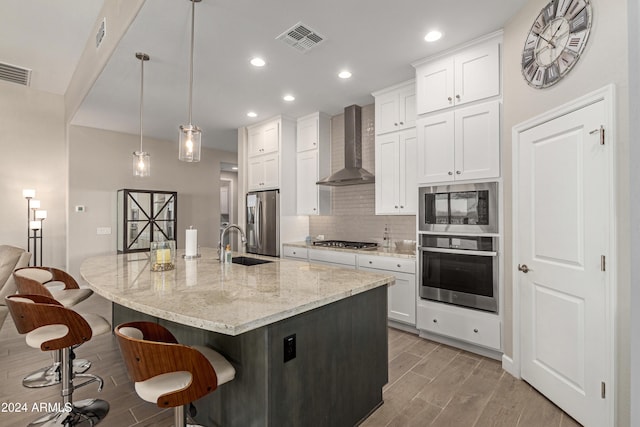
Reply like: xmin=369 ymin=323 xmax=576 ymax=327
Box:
xmin=417 ymin=330 xmax=503 ymax=361
xmin=501 ymin=354 xmax=519 ymax=378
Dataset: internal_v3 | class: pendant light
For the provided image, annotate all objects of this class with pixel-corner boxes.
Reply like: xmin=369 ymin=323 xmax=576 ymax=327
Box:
xmin=178 ymin=0 xmax=202 ymax=162
xmin=133 ymin=52 xmax=151 ymax=177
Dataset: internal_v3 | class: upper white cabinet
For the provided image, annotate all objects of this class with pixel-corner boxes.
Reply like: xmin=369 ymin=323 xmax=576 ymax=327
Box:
xmin=372 ymin=81 xmax=416 ymax=135
xmin=248 ymin=120 xmax=279 ymax=157
xmin=248 ymin=152 xmax=279 ymax=190
xmin=375 ymin=129 xmax=417 ymax=215
xmin=416 ymin=101 xmax=500 ymax=184
xmin=296 ymin=112 xmax=330 ymax=215
xmin=414 ymin=37 xmax=500 ymax=115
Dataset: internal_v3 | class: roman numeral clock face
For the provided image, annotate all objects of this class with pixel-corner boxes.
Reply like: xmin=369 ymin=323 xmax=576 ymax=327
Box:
xmin=521 ymin=0 xmax=592 ymax=88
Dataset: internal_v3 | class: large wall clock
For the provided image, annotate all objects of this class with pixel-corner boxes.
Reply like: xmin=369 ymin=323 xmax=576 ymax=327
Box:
xmin=521 ymin=0 xmax=593 ymax=88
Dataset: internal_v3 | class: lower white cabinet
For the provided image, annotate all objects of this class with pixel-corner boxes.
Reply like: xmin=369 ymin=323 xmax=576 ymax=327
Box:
xmin=307 ymin=249 xmax=357 ymax=269
xmin=283 ymin=246 xmax=308 ymax=260
xmin=358 ymin=255 xmax=416 ymax=326
xmin=417 ymin=299 xmax=501 ymax=350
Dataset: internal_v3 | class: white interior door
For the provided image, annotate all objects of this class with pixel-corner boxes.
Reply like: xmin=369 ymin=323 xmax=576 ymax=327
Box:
xmin=517 ymin=100 xmax=609 ymax=426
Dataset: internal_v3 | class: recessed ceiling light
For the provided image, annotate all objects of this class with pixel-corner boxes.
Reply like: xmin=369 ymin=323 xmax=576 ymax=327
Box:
xmin=250 ymin=57 xmax=266 ymax=67
xmin=247 ymin=111 xmax=257 ymax=118
xmin=283 ymin=94 xmax=295 ymax=102
xmin=338 ymin=70 xmax=352 ymax=79
xmin=424 ymin=31 xmax=443 ymax=42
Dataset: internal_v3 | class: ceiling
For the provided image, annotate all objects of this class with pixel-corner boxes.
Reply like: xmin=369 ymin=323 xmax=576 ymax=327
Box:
xmin=4 ymin=0 xmax=529 ymax=153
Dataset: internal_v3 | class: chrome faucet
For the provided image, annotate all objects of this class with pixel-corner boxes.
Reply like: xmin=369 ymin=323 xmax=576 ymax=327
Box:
xmin=219 ymin=224 xmax=247 ymax=261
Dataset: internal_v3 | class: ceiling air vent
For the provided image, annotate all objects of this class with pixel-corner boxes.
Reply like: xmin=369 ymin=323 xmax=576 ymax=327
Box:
xmin=276 ymin=22 xmax=325 ymax=53
xmin=0 ymin=62 xmax=31 ymax=86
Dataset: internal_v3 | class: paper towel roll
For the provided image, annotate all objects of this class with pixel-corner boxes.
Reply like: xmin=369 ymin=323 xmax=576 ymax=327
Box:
xmin=185 ymin=228 xmax=198 ymax=256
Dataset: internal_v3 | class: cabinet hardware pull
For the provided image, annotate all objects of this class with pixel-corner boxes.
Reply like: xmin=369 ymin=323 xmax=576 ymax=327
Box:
xmin=448 ymin=171 xmax=453 ymax=176
xmin=433 ymin=319 xmax=438 ymax=323
xmin=400 ymin=205 xmax=404 ymax=208
xmin=395 ymin=205 xmax=398 ymax=208
xmin=473 ymin=328 xmax=478 ymax=333
xmin=369 ymin=261 xmax=372 ymax=264
xmin=456 ymin=94 xmax=461 ymax=100
xmin=397 ymin=264 xmax=401 ymax=268
xmin=394 ymin=123 xmax=398 ymax=126
xmin=448 ymin=97 xmax=452 ymax=102
xmin=456 ymin=171 xmax=461 ymax=175
xmin=399 ymin=121 xmax=404 ymax=125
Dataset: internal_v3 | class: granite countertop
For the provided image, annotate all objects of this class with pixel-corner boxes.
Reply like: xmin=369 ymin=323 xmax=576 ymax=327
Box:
xmin=284 ymin=242 xmax=416 ymax=260
xmin=80 ymin=247 xmax=394 ymax=336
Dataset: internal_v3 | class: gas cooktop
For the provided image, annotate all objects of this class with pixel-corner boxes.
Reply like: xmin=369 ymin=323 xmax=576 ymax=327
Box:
xmin=312 ymin=240 xmax=378 ymax=250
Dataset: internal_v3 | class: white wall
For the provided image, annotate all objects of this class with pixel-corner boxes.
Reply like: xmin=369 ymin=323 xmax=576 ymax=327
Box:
xmin=0 ymin=82 xmax=67 ymax=268
xmin=628 ymin=0 xmax=640 ymax=424
xmin=503 ymin=0 xmax=630 ymax=424
xmin=68 ymin=125 xmax=237 ymax=278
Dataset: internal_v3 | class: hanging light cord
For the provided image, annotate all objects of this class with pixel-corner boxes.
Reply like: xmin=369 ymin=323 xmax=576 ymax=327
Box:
xmin=139 ymin=55 xmax=145 ymax=153
xmin=187 ymin=0 xmax=195 ymax=126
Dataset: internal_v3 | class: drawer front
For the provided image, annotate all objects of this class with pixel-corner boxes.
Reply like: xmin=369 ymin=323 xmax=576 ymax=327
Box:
xmin=417 ymin=301 xmax=501 ymax=350
xmin=358 ymin=255 xmax=415 ymax=274
xmin=308 ymin=249 xmax=357 ymax=267
xmin=283 ymin=246 xmax=308 ymax=260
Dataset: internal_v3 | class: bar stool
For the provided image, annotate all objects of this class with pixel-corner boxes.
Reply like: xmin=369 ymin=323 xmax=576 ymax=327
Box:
xmin=13 ymin=267 xmax=94 ymax=387
xmin=5 ymin=294 xmax=110 ymax=426
xmin=115 ymin=322 xmax=235 ymax=427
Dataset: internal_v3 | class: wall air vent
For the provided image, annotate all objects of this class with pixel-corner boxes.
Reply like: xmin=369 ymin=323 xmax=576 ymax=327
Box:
xmin=276 ymin=22 xmax=325 ymax=53
xmin=0 ymin=62 xmax=31 ymax=86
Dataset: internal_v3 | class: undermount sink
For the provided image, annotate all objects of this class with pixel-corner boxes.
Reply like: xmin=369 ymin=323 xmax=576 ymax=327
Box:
xmin=231 ymin=256 xmax=273 ymax=266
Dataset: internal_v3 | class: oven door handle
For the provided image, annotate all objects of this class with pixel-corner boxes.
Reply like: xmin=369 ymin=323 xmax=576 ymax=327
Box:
xmin=419 ymin=247 xmax=497 ymax=257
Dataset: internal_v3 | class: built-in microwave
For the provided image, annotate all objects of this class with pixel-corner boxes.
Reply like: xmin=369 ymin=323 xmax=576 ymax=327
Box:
xmin=418 ymin=182 xmax=498 ymax=234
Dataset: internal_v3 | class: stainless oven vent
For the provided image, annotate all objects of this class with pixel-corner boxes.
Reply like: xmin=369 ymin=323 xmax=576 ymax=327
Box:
xmin=276 ymin=22 xmax=325 ymax=53
xmin=0 ymin=62 xmax=31 ymax=86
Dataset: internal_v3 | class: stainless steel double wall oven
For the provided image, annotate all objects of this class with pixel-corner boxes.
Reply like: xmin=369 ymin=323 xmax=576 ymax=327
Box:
xmin=418 ymin=182 xmax=499 ymax=313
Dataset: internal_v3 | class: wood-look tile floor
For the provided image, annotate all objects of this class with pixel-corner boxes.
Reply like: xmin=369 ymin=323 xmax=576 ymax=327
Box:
xmin=0 ymin=295 xmax=580 ymax=427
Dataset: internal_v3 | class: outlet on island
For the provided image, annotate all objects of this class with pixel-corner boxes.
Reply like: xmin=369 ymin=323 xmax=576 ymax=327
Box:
xmin=284 ymin=334 xmax=296 ymax=363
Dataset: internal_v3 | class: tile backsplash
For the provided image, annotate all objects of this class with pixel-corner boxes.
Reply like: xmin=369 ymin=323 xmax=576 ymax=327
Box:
xmin=308 ymin=103 xmax=416 ymax=243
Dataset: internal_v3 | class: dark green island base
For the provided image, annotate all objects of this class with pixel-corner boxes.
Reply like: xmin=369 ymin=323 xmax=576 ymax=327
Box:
xmin=113 ymin=285 xmax=389 ymax=427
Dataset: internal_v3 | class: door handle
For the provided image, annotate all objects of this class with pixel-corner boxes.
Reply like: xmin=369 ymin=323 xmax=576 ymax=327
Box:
xmin=518 ymin=264 xmax=531 ymax=273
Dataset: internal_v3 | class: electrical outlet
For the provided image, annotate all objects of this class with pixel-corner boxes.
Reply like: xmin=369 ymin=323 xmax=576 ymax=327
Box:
xmin=283 ymin=334 xmax=296 ymax=363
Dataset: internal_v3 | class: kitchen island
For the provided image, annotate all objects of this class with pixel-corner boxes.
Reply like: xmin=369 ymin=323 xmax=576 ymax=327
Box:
xmin=80 ymin=248 xmax=394 ymax=426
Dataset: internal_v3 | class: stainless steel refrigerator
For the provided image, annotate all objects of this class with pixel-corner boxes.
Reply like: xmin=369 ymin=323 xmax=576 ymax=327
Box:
xmin=246 ymin=190 xmax=279 ymax=257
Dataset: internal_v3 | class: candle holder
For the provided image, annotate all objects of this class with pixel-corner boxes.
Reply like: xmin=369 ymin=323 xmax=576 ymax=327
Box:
xmin=150 ymin=240 xmax=176 ymax=272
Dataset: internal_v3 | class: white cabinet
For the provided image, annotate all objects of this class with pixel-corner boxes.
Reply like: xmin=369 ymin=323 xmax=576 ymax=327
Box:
xmin=358 ymin=255 xmax=416 ymax=326
xmin=295 ymin=112 xmax=330 ymax=215
xmin=373 ymin=81 xmax=416 ymax=135
xmin=283 ymin=246 xmax=308 ymax=260
xmin=416 ymin=101 xmax=500 ymax=184
xmin=375 ymin=129 xmax=417 ymax=214
xmin=414 ymin=37 xmax=500 ymax=115
xmin=308 ymin=249 xmax=357 ymax=268
xmin=248 ymin=120 xmax=279 ymax=157
xmin=417 ymin=299 xmax=501 ymax=351
xmin=248 ymin=152 xmax=279 ymax=190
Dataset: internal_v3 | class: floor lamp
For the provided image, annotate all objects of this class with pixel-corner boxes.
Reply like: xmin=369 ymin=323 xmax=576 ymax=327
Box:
xmin=23 ymin=189 xmax=46 ymax=267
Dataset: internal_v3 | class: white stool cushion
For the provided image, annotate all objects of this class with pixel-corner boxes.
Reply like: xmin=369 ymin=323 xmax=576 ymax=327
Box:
xmin=192 ymin=345 xmax=236 ymax=385
xmin=25 ymin=324 xmax=69 ymax=349
xmin=51 ymin=288 xmax=93 ymax=307
xmin=135 ymin=371 xmax=193 ymax=403
xmin=82 ymin=313 xmax=111 ymax=337
xmin=134 ymin=345 xmax=235 ymax=404
xmin=15 ymin=268 xmax=53 ymax=283
xmin=118 ymin=326 xmax=144 ymax=340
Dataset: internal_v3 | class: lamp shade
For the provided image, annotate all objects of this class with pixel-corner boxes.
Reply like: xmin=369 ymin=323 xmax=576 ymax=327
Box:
xmin=133 ymin=151 xmax=151 ymax=177
xmin=30 ymin=200 xmax=41 ymax=209
xmin=179 ymin=125 xmax=201 ymax=162
xmin=30 ymin=220 xmax=42 ymax=230
xmin=22 ymin=189 xmax=36 ymax=199
xmin=35 ymin=210 xmax=47 ymax=220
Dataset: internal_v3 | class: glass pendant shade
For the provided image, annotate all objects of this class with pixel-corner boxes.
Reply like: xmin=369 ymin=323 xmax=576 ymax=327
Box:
xmin=133 ymin=151 xmax=151 ymax=177
xmin=179 ymin=124 xmax=201 ymax=162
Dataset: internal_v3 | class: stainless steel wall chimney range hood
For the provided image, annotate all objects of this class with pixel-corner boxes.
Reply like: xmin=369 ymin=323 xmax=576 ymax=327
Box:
xmin=316 ymin=105 xmax=375 ymax=186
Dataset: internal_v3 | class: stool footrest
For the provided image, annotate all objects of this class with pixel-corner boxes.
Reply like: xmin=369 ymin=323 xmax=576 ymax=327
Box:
xmin=26 ymin=398 xmax=109 ymax=426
